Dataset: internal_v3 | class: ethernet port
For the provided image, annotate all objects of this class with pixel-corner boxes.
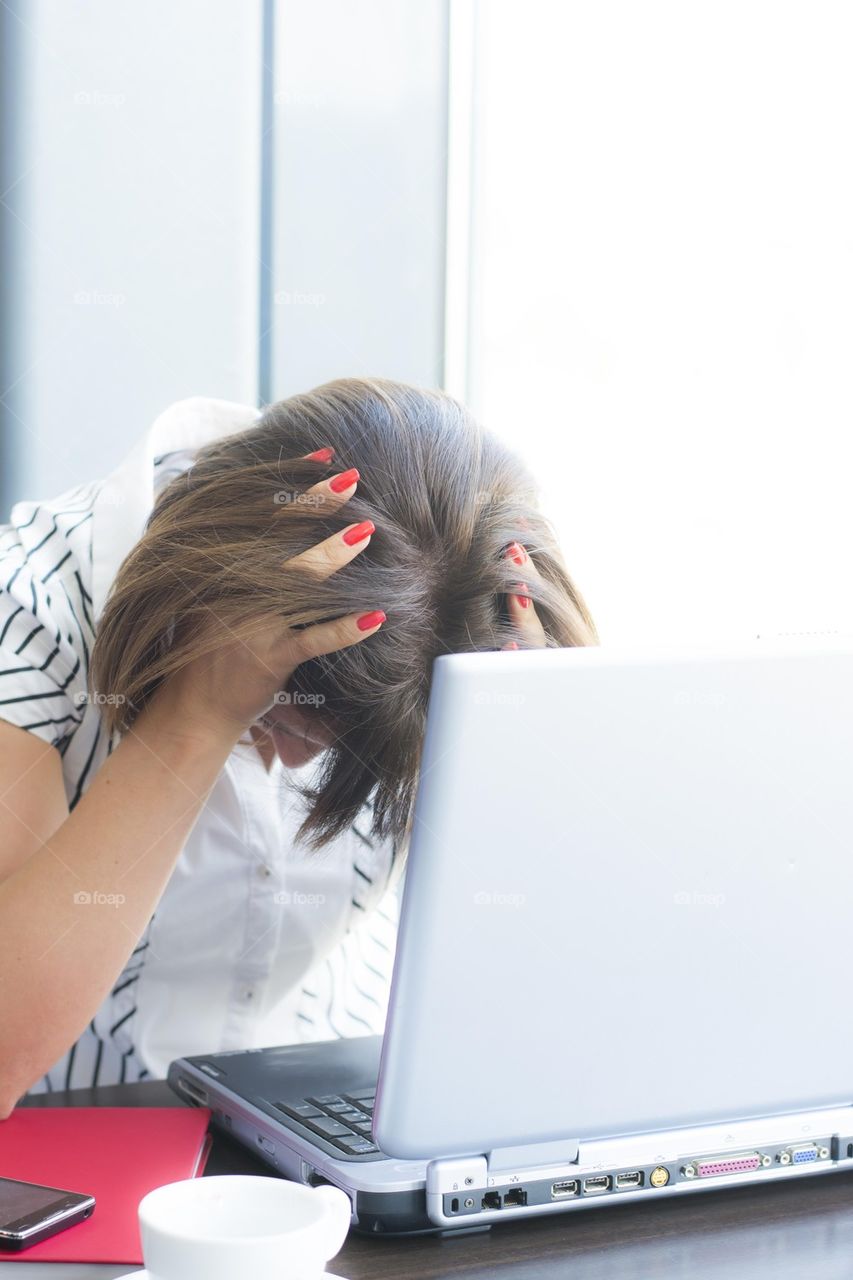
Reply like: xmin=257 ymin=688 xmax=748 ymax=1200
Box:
xmin=504 ymin=1187 xmax=528 ymax=1207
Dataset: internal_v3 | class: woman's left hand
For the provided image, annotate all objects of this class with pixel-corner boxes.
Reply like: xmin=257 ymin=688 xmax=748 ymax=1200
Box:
xmin=502 ymin=542 xmax=547 ymax=650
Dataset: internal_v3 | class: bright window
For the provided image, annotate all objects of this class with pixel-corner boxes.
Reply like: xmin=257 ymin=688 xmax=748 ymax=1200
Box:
xmin=458 ymin=0 xmax=853 ymax=644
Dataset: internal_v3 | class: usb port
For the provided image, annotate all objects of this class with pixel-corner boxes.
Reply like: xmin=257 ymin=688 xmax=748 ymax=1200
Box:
xmin=615 ymin=1171 xmax=643 ymax=1189
xmin=583 ymin=1175 xmax=612 ymax=1195
xmin=177 ymin=1077 xmax=208 ymax=1106
xmin=551 ymin=1180 xmax=579 ymax=1198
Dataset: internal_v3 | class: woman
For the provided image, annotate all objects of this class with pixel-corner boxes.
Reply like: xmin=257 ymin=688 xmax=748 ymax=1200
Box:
xmin=0 ymin=378 xmax=595 ymax=1111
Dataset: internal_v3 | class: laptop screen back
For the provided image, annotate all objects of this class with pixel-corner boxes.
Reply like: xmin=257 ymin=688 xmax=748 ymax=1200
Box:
xmin=374 ymin=644 xmax=853 ymax=1159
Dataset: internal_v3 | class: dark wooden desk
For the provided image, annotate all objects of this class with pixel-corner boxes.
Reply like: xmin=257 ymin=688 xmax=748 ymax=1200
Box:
xmin=19 ymin=1082 xmax=853 ymax=1279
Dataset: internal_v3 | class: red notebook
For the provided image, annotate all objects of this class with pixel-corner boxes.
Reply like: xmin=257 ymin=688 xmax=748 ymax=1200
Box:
xmin=0 ymin=1106 xmax=212 ymax=1264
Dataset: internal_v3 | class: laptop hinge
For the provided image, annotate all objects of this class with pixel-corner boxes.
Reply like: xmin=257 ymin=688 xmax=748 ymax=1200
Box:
xmin=487 ymin=1138 xmax=580 ymax=1172
xmin=426 ymin=1139 xmax=580 ymax=1199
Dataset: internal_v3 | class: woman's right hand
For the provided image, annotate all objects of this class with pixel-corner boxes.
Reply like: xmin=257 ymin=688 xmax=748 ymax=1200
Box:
xmin=141 ymin=460 xmax=385 ymax=746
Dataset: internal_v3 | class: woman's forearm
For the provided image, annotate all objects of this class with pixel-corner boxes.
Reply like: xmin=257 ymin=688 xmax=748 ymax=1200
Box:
xmin=0 ymin=702 xmax=238 ymax=1113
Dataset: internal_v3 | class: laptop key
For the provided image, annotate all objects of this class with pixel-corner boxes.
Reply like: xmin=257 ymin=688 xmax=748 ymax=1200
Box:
xmin=307 ymin=1115 xmax=354 ymax=1138
xmin=274 ymin=1102 xmax=324 ymax=1120
xmin=352 ymin=1121 xmax=373 ymax=1134
xmin=334 ymin=1135 xmax=379 ymax=1154
xmin=308 ymin=1095 xmax=347 ymax=1107
xmin=345 ymin=1091 xmax=376 ymax=1104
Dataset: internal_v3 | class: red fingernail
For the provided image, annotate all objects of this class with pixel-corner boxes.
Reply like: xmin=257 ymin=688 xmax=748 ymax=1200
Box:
xmin=307 ymin=447 xmax=335 ymax=462
xmin=329 ymin=467 xmax=360 ymax=493
xmin=357 ymin=609 xmax=386 ymax=631
xmin=516 ymin=585 xmax=531 ymax=608
xmin=505 ymin=541 xmax=526 ymax=566
xmin=342 ymin=520 xmax=375 ymax=546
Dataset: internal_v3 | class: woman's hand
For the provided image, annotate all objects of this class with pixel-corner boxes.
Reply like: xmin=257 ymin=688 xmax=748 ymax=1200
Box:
xmin=143 ymin=460 xmax=384 ymax=746
xmin=503 ymin=541 xmax=547 ymax=649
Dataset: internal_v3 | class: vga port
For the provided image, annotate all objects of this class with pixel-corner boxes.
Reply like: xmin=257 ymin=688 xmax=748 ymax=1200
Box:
xmin=684 ymin=1152 xmax=761 ymax=1179
xmin=782 ymin=1143 xmax=830 ymax=1166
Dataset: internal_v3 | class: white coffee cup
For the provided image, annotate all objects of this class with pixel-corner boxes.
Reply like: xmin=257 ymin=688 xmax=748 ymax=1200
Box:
xmin=138 ymin=1174 xmax=351 ymax=1280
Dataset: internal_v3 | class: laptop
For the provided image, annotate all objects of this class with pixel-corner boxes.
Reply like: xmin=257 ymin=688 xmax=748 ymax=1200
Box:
xmin=169 ymin=643 xmax=853 ymax=1235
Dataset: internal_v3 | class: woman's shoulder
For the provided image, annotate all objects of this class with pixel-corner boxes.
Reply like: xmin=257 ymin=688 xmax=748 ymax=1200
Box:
xmin=0 ymin=480 xmax=101 ymax=751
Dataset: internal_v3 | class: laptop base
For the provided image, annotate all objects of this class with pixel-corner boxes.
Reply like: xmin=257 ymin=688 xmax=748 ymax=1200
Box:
xmin=169 ymin=1038 xmax=853 ymax=1236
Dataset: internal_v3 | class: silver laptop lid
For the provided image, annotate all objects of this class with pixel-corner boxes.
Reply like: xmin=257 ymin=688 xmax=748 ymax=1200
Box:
xmin=373 ymin=644 xmax=853 ymax=1159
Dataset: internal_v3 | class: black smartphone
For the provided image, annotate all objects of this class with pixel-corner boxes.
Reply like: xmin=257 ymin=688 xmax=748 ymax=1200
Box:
xmin=0 ymin=1175 xmax=95 ymax=1251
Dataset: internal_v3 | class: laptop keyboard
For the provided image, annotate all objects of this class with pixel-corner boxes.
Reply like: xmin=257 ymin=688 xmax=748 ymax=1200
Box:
xmin=273 ymin=1090 xmax=379 ymax=1156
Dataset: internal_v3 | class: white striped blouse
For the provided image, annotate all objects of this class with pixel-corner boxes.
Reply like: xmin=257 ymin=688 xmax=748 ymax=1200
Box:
xmin=0 ymin=403 xmax=400 ymax=1094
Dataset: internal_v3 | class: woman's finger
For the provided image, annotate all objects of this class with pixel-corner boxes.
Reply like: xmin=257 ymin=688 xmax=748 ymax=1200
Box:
xmin=504 ymin=540 xmax=539 ymax=578
xmin=282 ymin=466 xmax=372 ymax=580
xmin=284 ymin=464 xmax=361 ymax=513
xmin=289 ymin=609 xmax=386 ymax=663
xmin=309 ymin=466 xmax=361 ymax=502
xmin=507 ymin=583 xmax=547 ymax=645
xmin=285 ymin=514 xmax=375 ymax=580
xmin=275 ymin=446 xmax=358 ymax=515
xmin=504 ymin=542 xmax=548 ymax=647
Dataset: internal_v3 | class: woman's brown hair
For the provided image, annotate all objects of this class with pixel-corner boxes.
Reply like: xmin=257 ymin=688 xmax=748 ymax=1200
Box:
xmin=90 ymin=378 xmax=597 ymax=848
